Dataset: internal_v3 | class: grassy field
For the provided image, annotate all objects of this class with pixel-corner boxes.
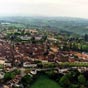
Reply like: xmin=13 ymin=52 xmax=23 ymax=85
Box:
xmin=30 ymin=75 xmax=62 ymax=88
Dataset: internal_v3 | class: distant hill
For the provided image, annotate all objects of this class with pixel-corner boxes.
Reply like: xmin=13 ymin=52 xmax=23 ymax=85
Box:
xmin=0 ymin=16 xmax=88 ymax=35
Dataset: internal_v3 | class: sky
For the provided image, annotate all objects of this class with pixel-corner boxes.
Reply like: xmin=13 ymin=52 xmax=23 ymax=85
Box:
xmin=0 ymin=0 xmax=88 ymax=18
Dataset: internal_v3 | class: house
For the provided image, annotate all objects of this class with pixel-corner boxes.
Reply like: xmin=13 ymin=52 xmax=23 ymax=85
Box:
xmin=48 ymin=37 xmax=57 ymax=42
xmin=30 ymin=70 xmax=37 ymax=75
xmin=3 ymin=85 xmax=9 ymax=88
xmin=35 ymin=36 xmax=42 ymax=41
xmin=0 ymin=72 xmax=5 ymax=79
xmin=0 ymin=57 xmax=5 ymax=65
xmin=4 ymin=62 xmax=12 ymax=67
xmin=68 ymin=58 xmax=75 ymax=62
xmin=23 ymin=62 xmax=37 ymax=68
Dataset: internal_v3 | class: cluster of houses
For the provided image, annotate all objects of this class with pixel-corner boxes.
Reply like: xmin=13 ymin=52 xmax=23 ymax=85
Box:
xmin=0 ymin=29 xmax=88 ymax=87
xmin=0 ymin=29 xmax=88 ymax=68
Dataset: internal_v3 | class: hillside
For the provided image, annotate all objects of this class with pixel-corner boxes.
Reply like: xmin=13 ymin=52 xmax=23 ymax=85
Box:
xmin=0 ymin=16 xmax=88 ymax=35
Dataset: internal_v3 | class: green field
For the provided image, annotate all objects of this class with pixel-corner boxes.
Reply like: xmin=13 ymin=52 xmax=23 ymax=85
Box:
xmin=30 ymin=75 xmax=62 ymax=88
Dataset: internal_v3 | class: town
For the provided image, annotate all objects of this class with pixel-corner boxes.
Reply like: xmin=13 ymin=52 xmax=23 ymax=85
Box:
xmin=0 ymin=26 xmax=88 ymax=88
xmin=0 ymin=0 xmax=88 ymax=87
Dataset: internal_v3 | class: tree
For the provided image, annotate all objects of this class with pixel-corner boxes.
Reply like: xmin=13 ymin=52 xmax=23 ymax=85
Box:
xmin=80 ymin=85 xmax=86 ymax=88
xmin=69 ymin=84 xmax=79 ymax=88
xmin=84 ymin=34 xmax=88 ymax=41
xmin=4 ymin=72 xmax=15 ymax=82
xmin=42 ymin=35 xmax=47 ymax=42
xmin=78 ymin=74 xmax=86 ymax=84
xmin=21 ymin=75 xmax=33 ymax=87
xmin=67 ymin=69 xmax=80 ymax=83
xmin=59 ymin=75 xmax=70 ymax=87
xmin=31 ymin=36 xmax=36 ymax=44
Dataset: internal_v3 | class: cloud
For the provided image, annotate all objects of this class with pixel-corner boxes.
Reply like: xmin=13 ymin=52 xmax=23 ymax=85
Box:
xmin=0 ymin=0 xmax=87 ymax=18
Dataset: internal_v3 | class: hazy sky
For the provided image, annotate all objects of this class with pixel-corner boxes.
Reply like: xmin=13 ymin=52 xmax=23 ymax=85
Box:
xmin=0 ymin=0 xmax=88 ymax=18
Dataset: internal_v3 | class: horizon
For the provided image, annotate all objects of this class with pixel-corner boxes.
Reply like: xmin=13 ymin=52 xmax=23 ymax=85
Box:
xmin=0 ymin=16 xmax=88 ymax=21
